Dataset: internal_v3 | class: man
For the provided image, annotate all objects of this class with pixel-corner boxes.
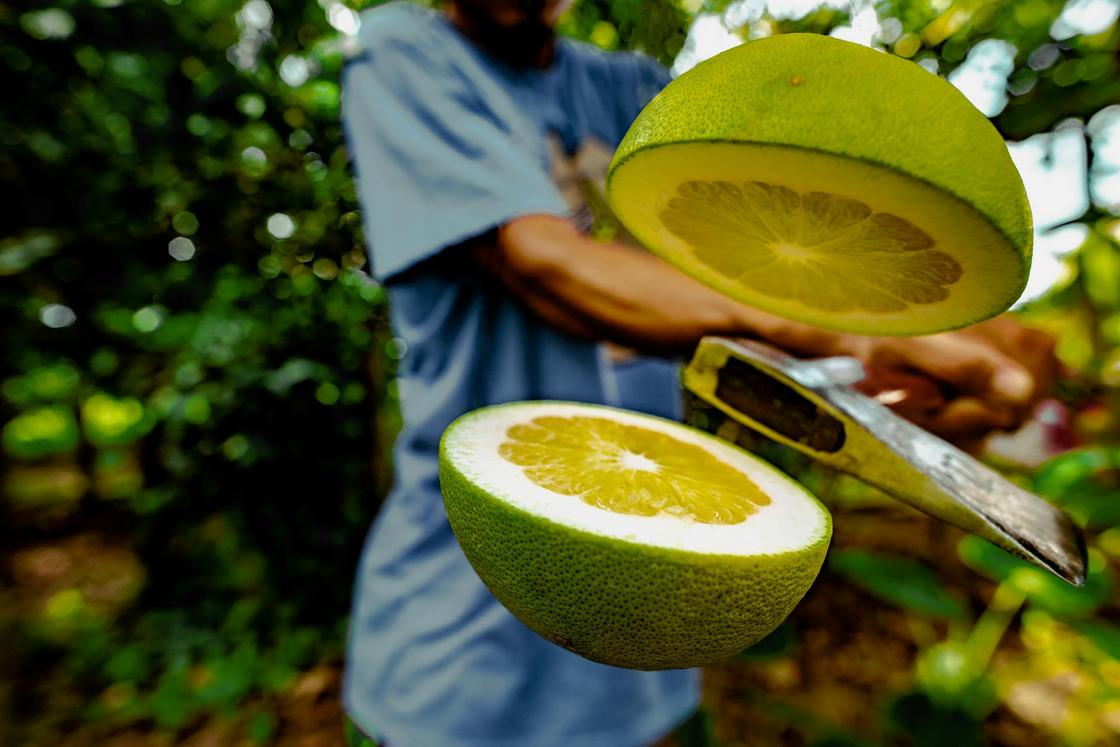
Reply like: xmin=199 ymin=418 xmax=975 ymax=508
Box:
xmin=340 ymin=1 xmax=1055 ymax=745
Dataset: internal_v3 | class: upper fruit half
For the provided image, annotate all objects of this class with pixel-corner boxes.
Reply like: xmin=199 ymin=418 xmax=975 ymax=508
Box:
xmin=607 ymin=34 xmax=1032 ymax=336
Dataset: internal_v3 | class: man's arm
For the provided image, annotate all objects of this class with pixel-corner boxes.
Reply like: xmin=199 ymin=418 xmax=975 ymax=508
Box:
xmin=475 ymin=215 xmax=803 ymax=354
xmin=478 ymin=214 xmax=1049 ymax=441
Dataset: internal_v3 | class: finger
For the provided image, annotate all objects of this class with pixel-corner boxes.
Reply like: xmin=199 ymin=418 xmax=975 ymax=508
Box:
xmin=1016 ymin=329 xmax=1058 ymax=397
xmin=925 ymin=397 xmax=1022 ymax=439
xmin=962 ymin=318 xmax=1059 ymax=398
xmin=884 ymin=335 xmax=1037 ymax=408
xmin=952 ymin=434 xmax=988 ymax=456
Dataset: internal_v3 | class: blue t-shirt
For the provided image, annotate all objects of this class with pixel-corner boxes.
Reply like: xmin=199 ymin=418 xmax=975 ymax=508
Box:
xmin=341 ymin=5 xmax=700 ymax=746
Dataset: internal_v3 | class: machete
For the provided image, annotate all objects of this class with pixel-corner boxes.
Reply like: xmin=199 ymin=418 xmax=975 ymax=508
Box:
xmin=684 ymin=336 xmax=1087 ymax=586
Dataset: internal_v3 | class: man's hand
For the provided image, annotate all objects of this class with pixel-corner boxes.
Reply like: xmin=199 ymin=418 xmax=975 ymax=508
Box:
xmin=832 ymin=317 xmax=1057 ymax=447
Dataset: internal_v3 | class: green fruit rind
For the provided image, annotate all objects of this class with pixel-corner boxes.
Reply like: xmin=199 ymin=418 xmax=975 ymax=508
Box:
xmin=608 ymin=33 xmax=1032 ymax=280
xmin=439 ymin=402 xmax=832 ymax=671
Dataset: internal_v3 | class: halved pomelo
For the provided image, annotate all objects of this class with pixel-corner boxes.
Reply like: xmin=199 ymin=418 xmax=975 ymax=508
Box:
xmin=439 ymin=401 xmax=832 ymax=670
xmin=607 ymin=34 xmax=1032 ymax=336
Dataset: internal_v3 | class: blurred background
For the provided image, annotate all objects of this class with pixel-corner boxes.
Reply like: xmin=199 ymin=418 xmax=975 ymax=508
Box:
xmin=2 ymin=0 xmax=1120 ymax=744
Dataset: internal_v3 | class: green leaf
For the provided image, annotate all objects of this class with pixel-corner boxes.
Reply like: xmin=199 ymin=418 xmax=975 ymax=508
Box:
xmin=737 ymin=621 xmax=797 ymax=662
xmin=14 ymin=364 xmax=82 ymax=402
xmin=829 ymin=549 xmax=965 ymax=619
xmin=915 ymin=642 xmax=998 ymax=714
xmin=957 ymin=537 xmax=1112 ymax=618
xmin=1074 ymin=620 xmax=1120 ymax=659
xmin=1033 ymin=447 xmax=1120 ymax=530
xmin=20 ymin=8 xmax=75 ymax=41
xmin=80 ymin=393 xmax=153 ymax=447
xmin=2 ymin=405 xmax=80 ymax=458
xmin=105 ymin=646 xmax=150 ymax=684
xmin=0 ymin=231 xmax=60 ymax=275
xmin=884 ymin=691 xmax=985 ymax=747
xmin=195 ymin=642 xmax=258 ymax=710
xmin=150 ymin=665 xmax=192 ymax=730
xmin=245 ymin=709 xmax=277 ymax=744
xmin=265 ymin=358 xmax=330 ymax=394
xmin=1081 ymin=230 xmax=1120 ymax=308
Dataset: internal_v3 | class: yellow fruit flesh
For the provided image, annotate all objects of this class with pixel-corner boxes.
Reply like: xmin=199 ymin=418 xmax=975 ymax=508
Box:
xmin=609 ymin=142 xmax=1026 ymax=335
xmin=661 ymin=180 xmax=963 ymax=313
xmin=498 ymin=415 xmax=769 ymax=525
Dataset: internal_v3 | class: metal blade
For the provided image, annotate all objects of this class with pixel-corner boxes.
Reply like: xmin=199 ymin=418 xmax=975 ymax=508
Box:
xmin=684 ymin=336 xmax=1087 ymax=586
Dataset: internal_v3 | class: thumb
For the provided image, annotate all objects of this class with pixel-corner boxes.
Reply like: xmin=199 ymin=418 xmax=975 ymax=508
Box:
xmin=989 ymin=364 xmax=1035 ymax=405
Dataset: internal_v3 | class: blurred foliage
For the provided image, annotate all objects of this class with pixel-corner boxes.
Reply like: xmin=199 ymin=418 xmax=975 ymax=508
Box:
xmin=2 ymin=0 xmax=1120 ymax=744
xmin=1 ymin=0 xmax=394 ymax=742
xmin=830 ymin=549 xmax=967 ymax=620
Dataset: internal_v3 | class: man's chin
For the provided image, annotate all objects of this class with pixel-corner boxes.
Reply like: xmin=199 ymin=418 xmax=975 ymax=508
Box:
xmin=480 ymin=25 xmax=557 ymax=68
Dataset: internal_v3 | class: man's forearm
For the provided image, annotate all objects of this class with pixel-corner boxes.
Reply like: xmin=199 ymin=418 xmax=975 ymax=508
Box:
xmin=492 ymin=214 xmax=845 ymax=355
xmin=522 ymin=238 xmax=752 ymax=350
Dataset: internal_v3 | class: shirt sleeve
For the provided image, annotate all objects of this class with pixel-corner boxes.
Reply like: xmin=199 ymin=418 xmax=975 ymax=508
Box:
xmin=634 ymin=53 xmax=673 ymax=108
xmin=342 ymin=33 xmax=569 ymax=282
xmin=611 ymin=52 xmax=672 ymax=132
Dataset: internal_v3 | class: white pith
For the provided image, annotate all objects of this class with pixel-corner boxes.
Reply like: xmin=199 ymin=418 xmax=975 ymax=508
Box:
xmin=445 ymin=402 xmax=830 ymax=557
xmin=618 ymin=450 xmax=659 ymax=472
